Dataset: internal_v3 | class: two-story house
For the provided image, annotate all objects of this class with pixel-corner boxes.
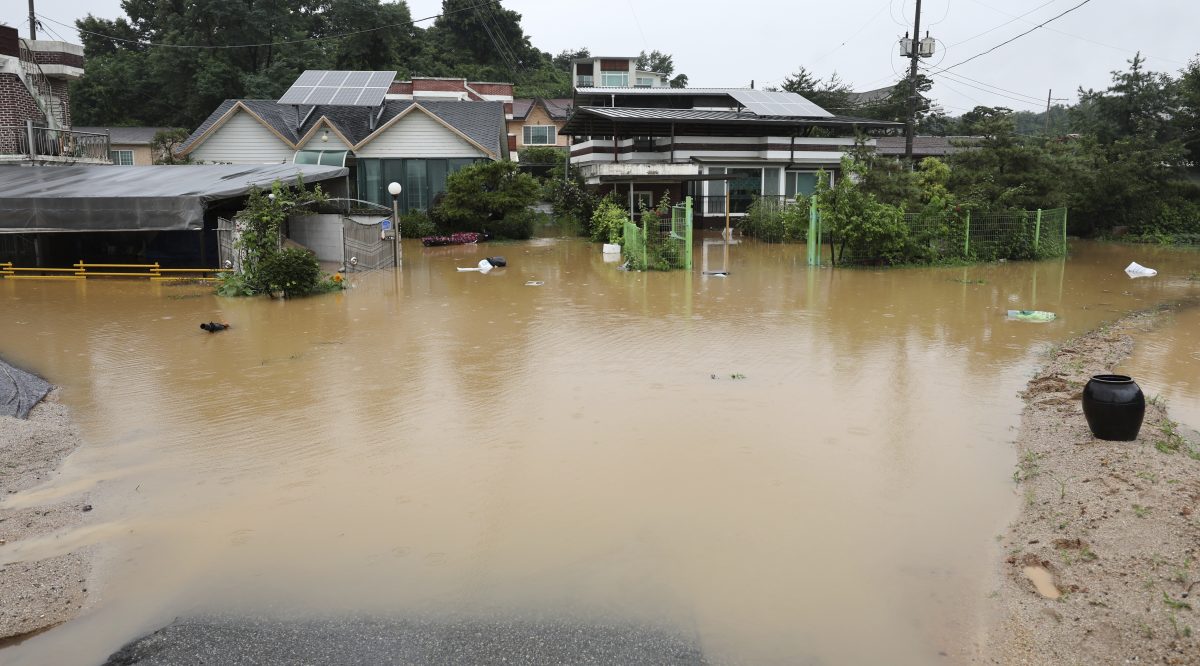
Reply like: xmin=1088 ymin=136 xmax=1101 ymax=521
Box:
xmin=561 ymin=56 xmax=900 ymax=228
xmin=0 ymin=24 xmax=110 ymax=164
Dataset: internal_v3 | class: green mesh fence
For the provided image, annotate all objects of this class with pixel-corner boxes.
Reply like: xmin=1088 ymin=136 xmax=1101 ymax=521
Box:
xmin=623 ymin=197 xmax=693 ymax=271
xmin=808 ymin=207 xmax=1068 ymax=266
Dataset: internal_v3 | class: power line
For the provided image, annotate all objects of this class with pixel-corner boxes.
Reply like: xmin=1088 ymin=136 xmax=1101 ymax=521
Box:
xmin=811 ymin=0 xmax=892 ymax=66
xmin=967 ymin=0 xmax=1186 ymax=65
xmin=947 ymin=0 xmax=1060 ymax=47
xmin=927 ymin=70 xmax=1044 ymax=109
xmin=927 ymin=66 xmax=1049 ymax=105
xmin=928 ymin=0 xmax=1094 ymax=75
xmin=34 ymin=1 xmax=491 ymax=50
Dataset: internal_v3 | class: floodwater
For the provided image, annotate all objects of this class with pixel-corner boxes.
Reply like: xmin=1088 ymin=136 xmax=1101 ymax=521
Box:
xmin=1 ymin=238 xmax=1198 ymax=665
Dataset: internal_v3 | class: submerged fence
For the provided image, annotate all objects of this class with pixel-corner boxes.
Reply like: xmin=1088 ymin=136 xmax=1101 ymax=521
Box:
xmin=623 ymin=197 xmax=694 ymax=271
xmin=802 ymin=204 xmax=1068 ymax=266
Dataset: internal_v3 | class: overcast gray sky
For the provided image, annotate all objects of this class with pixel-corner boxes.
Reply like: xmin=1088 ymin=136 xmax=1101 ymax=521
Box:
xmin=5 ymin=0 xmax=1198 ymax=114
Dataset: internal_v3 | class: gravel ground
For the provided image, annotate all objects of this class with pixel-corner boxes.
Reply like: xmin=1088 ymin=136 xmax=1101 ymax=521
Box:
xmin=979 ymin=303 xmax=1200 ymax=665
xmin=0 ymin=391 xmax=90 ymax=641
xmin=102 ymin=615 xmax=710 ymax=665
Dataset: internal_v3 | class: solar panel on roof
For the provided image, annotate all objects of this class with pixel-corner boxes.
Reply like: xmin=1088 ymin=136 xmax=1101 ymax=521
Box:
xmin=729 ymin=89 xmax=832 ymax=118
xmin=278 ymin=70 xmax=397 ymax=107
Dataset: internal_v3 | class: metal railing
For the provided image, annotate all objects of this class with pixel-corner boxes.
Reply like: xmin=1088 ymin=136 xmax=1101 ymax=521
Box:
xmin=0 ymin=124 xmax=111 ymax=163
xmin=18 ymin=39 xmax=66 ymax=130
xmin=0 ymin=262 xmax=220 ymax=281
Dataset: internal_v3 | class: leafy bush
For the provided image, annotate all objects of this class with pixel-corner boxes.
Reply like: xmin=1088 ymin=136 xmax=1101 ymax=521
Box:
xmin=398 ymin=211 xmax=438 ymax=238
xmin=257 ymin=247 xmax=322 ymax=298
xmin=741 ymin=197 xmax=810 ymax=243
xmin=431 ymin=160 xmax=540 ymax=233
xmin=216 ymin=271 xmax=256 ymax=297
xmin=816 ymin=159 xmax=908 ymax=265
xmin=518 ymin=146 xmax=566 ymax=180
xmin=485 ymin=208 xmax=540 ymax=240
xmin=543 ymin=178 xmax=598 ymax=234
xmin=589 ymin=196 xmax=629 ymax=244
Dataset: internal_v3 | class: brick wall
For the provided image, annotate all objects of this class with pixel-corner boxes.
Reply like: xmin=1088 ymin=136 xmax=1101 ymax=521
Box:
xmin=0 ymin=73 xmax=47 ymax=154
xmin=471 ymin=83 xmax=513 ymax=96
xmin=48 ymin=78 xmax=71 ymax=127
xmin=32 ymin=50 xmax=85 ymax=68
xmin=412 ymin=78 xmax=467 ymax=92
xmin=388 ymin=81 xmax=414 ymax=95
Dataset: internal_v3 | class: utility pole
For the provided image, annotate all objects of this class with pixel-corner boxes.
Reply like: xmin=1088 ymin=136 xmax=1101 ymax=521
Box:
xmin=28 ymin=0 xmax=37 ymax=39
xmin=904 ymin=0 xmax=923 ymax=162
xmin=1044 ymin=89 xmax=1053 ymax=136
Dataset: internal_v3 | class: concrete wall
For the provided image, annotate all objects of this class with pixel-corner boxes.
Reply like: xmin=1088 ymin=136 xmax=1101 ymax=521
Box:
xmin=287 ymin=214 xmax=344 ymax=263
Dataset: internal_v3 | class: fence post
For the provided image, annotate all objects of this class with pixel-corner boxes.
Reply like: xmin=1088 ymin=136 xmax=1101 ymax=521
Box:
xmin=684 ymin=196 xmax=693 ymax=270
xmin=1062 ymin=208 xmax=1068 ymax=251
xmin=26 ymin=119 xmax=36 ymax=161
xmin=807 ymin=198 xmax=818 ymax=266
xmin=1034 ymin=208 xmax=1043 ymax=254
xmin=963 ymin=210 xmax=970 ymax=258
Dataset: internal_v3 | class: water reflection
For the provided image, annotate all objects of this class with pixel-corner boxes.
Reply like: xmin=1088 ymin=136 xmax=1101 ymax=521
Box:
xmin=0 ymin=238 xmax=1197 ymax=665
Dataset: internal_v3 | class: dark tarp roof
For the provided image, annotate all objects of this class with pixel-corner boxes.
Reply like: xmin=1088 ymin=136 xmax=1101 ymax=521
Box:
xmin=0 ymin=164 xmax=348 ymax=233
xmin=0 ymin=355 xmax=51 ymax=419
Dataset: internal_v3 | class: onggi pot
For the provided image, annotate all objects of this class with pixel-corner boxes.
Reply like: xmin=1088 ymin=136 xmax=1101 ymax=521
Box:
xmin=1081 ymin=374 xmax=1145 ymax=441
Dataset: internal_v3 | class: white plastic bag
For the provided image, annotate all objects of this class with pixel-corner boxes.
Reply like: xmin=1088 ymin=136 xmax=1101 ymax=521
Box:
xmin=1124 ymin=261 xmax=1157 ymax=278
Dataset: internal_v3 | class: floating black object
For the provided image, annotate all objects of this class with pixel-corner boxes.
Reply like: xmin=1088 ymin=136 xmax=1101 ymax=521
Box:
xmin=1082 ymin=374 xmax=1145 ymax=441
xmin=486 ymin=256 xmax=506 ymax=267
xmin=200 ymin=322 xmax=230 ymax=333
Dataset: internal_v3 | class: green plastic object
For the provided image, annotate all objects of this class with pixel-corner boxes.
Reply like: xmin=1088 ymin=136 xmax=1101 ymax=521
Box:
xmin=1007 ymin=310 xmax=1056 ymax=322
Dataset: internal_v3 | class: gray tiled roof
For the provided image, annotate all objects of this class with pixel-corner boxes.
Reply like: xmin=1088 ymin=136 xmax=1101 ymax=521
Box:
xmin=179 ymin=100 xmax=505 ymax=157
xmin=874 ymin=136 xmax=979 ymax=156
xmin=512 ymin=98 xmax=572 ymax=120
xmin=75 ymin=126 xmax=175 ymax=144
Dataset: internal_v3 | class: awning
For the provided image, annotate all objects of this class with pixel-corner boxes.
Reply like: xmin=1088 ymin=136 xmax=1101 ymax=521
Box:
xmin=0 ymin=164 xmax=348 ymax=233
xmin=293 ymin=149 xmax=350 ymax=167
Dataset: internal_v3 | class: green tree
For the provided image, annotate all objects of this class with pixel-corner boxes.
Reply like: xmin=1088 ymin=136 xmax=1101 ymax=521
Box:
xmin=431 ymin=161 xmax=540 ymax=236
xmin=777 ymin=66 xmax=854 ymax=112
xmin=636 ymin=50 xmax=688 ymax=88
xmin=150 ymin=128 xmax=192 ymax=164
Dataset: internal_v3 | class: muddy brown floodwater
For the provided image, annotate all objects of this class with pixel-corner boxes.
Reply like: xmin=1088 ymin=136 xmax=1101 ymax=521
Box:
xmin=1 ymin=237 xmax=1198 ymax=665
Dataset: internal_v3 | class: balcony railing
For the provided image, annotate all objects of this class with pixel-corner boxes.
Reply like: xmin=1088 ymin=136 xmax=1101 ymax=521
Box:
xmin=575 ymin=75 xmax=594 ymax=87
xmin=0 ymin=124 xmax=112 ymax=163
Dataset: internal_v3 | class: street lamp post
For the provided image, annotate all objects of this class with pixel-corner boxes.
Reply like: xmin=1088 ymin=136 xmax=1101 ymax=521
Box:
xmin=387 ymin=181 xmax=402 ymax=267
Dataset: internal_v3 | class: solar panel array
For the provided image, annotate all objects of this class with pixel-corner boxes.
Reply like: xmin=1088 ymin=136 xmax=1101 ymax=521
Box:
xmin=278 ymin=71 xmax=396 ymax=107
xmin=728 ymin=90 xmax=833 ymax=118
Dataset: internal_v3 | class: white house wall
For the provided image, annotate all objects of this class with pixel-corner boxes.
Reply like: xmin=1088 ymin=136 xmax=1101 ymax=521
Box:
xmin=355 ymin=111 xmax=487 ymax=159
xmin=190 ymin=111 xmax=294 ymax=164
xmin=299 ymin=126 xmax=351 ymax=151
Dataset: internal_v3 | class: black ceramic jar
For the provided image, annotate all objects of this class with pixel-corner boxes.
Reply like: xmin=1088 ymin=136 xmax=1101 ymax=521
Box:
xmin=1081 ymin=374 xmax=1145 ymax=441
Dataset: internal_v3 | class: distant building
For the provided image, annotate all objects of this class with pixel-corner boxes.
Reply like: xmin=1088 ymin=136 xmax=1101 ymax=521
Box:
xmin=570 ymin=56 xmax=669 ymax=89
xmin=75 ymin=127 xmax=174 ymax=165
xmin=561 ymin=55 xmax=900 ymax=227
xmin=508 ymin=98 xmax=571 ymax=152
xmin=0 ymin=24 xmax=109 ymax=165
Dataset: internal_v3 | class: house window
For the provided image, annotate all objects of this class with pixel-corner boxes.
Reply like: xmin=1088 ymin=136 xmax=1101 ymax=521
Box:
xmin=785 ymin=171 xmax=831 ymax=198
xmin=576 ymin=75 xmax=594 ymax=87
xmin=704 ymin=166 xmax=766 ymax=214
xmin=356 ymin=158 xmax=482 ymax=210
xmin=635 ymin=76 xmax=654 ymax=88
xmin=523 ymin=125 xmax=557 ymax=146
xmin=601 ymin=71 xmax=629 ymax=87
xmin=110 ymin=150 xmax=134 ymax=166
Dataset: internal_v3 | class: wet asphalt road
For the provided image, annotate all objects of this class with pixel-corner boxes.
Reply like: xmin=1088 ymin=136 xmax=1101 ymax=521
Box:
xmin=102 ymin=616 xmax=710 ymax=665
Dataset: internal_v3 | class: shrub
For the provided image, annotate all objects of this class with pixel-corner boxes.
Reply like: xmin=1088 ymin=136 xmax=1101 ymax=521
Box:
xmin=742 ymin=197 xmax=810 ymax=243
xmin=543 ymin=178 xmax=598 ymax=234
xmin=589 ymin=196 xmax=629 ymax=244
xmin=431 ymin=160 xmax=540 ymax=233
xmin=398 ymin=211 xmax=438 ymax=238
xmin=257 ymin=247 xmax=322 ymax=298
xmin=486 ymin=208 xmax=540 ymax=240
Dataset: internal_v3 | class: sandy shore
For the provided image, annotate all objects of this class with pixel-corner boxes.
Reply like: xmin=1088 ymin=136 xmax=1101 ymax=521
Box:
xmin=0 ymin=390 xmax=90 ymax=642
xmin=980 ymin=303 xmax=1200 ymax=665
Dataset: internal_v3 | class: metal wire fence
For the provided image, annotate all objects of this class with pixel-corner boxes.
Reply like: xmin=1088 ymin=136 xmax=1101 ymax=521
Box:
xmin=623 ymin=197 xmax=694 ymax=271
xmin=808 ymin=207 xmax=1068 ymax=266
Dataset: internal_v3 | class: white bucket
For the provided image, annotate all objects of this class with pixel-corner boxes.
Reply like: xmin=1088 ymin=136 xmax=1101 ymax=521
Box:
xmin=602 ymin=243 xmax=621 ymax=254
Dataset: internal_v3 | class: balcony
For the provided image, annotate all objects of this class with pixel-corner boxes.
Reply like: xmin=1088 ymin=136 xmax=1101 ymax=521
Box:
xmin=575 ymin=75 xmax=594 ymax=87
xmin=0 ymin=124 xmax=112 ymax=164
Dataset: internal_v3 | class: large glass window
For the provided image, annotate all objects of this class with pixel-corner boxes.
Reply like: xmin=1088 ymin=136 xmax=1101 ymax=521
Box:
xmin=522 ymin=125 xmax=557 ymax=145
xmin=357 ymin=158 xmax=483 ymax=211
xmin=763 ymin=167 xmax=781 ymax=197
xmin=110 ymin=149 xmax=134 ymax=166
xmin=727 ymin=167 xmax=762 ymax=214
xmin=405 ymin=159 xmax=429 ymax=210
xmin=601 ymin=71 xmax=629 ymax=87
